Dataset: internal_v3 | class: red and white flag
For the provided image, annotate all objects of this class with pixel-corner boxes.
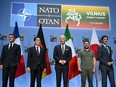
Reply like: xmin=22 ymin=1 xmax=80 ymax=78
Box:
xmin=90 ymin=29 xmax=101 ymax=81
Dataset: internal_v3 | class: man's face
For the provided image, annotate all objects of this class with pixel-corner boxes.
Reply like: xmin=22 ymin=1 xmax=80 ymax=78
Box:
xmin=102 ymin=37 xmax=108 ymax=45
xmin=60 ymin=36 xmax=66 ymax=44
xmin=34 ymin=38 xmax=41 ymax=46
xmin=9 ymin=35 xmax=15 ymax=43
xmin=84 ymin=42 xmax=90 ymax=49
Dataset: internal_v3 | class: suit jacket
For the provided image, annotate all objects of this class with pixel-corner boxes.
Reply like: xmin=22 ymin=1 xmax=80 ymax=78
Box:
xmin=27 ymin=46 xmax=46 ymax=70
xmin=98 ymin=44 xmax=113 ymax=70
xmin=0 ymin=43 xmax=21 ymax=67
xmin=53 ymin=44 xmax=72 ymax=70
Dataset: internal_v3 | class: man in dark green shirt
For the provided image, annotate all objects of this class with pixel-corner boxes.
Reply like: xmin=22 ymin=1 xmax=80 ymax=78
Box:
xmin=78 ymin=38 xmax=96 ymax=87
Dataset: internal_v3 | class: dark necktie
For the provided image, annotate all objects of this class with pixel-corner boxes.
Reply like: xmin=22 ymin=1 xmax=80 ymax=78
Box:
xmin=9 ymin=43 xmax=12 ymax=49
xmin=62 ymin=45 xmax=65 ymax=54
xmin=37 ymin=47 xmax=39 ymax=56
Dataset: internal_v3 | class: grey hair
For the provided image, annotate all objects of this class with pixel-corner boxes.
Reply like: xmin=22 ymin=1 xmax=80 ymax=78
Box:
xmin=60 ymin=35 xmax=66 ymax=38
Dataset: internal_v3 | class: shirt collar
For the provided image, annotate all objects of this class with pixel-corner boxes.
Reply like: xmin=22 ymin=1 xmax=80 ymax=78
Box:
xmin=61 ymin=44 xmax=65 ymax=46
xmin=61 ymin=44 xmax=65 ymax=49
xmin=103 ymin=44 xmax=107 ymax=47
xmin=35 ymin=45 xmax=40 ymax=48
xmin=61 ymin=44 xmax=65 ymax=47
xmin=84 ymin=49 xmax=90 ymax=52
xmin=9 ymin=42 xmax=14 ymax=46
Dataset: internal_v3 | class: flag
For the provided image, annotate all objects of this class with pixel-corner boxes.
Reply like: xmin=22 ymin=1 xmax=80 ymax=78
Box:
xmin=64 ymin=24 xmax=80 ymax=80
xmin=37 ymin=24 xmax=51 ymax=78
xmin=13 ymin=22 xmax=26 ymax=78
xmin=90 ymin=29 xmax=101 ymax=81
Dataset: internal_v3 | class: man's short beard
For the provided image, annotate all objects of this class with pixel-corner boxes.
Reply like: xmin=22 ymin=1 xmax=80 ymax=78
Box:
xmin=84 ymin=46 xmax=89 ymax=49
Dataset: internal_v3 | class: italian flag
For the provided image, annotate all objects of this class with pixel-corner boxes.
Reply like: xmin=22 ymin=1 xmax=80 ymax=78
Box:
xmin=90 ymin=29 xmax=101 ymax=81
xmin=13 ymin=22 xmax=26 ymax=78
xmin=64 ymin=24 xmax=80 ymax=80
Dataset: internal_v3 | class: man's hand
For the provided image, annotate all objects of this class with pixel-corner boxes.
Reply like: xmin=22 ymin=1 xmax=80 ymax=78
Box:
xmin=111 ymin=61 xmax=114 ymax=65
xmin=27 ymin=67 xmax=31 ymax=72
xmin=107 ymin=62 xmax=112 ymax=66
xmin=107 ymin=62 xmax=114 ymax=66
xmin=78 ymin=67 xmax=82 ymax=72
xmin=92 ymin=68 xmax=96 ymax=73
xmin=0 ymin=65 xmax=3 ymax=70
xmin=43 ymin=68 xmax=46 ymax=72
xmin=59 ymin=60 xmax=66 ymax=65
xmin=61 ymin=60 xmax=65 ymax=65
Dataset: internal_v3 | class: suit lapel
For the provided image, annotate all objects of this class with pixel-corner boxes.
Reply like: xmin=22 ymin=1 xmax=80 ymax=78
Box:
xmin=58 ymin=45 xmax=63 ymax=56
xmin=6 ymin=44 xmax=9 ymax=51
xmin=102 ymin=45 xmax=110 ymax=55
xmin=33 ymin=46 xmax=38 ymax=56
xmin=60 ymin=44 xmax=67 ymax=56
xmin=12 ymin=43 xmax=16 ymax=48
xmin=34 ymin=46 xmax=42 ymax=56
xmin=9 ymin=43 xmax=15 ymax=50
xmin=39 ymin=47 xmax=42 ymax=55
xmin=107 ymin=46 xmax=111 ymax=55
xmin=63 ymin=45 xmax=67 ymax=55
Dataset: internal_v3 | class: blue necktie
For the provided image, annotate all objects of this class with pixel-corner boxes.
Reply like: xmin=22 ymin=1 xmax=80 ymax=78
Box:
xmin=106 ymin=46 xmax=110 ymax=54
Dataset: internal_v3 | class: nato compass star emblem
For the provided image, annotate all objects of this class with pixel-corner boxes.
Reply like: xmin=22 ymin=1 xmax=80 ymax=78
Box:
xmin=17 ymin=8 xmax=31 ymax=22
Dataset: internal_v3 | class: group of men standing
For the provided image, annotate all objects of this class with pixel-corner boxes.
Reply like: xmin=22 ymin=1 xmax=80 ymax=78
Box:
xmin=0 ymin=34 xmax=115 ymax=87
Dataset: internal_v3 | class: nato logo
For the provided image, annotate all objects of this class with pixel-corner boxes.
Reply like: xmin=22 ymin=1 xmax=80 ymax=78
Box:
xmin=17 ymin=8 xmax=31 ymax=22
xmin=11 ymin=3 xmax=61 ymax=28
xmin=11 ymin=3 xmax=37 ymax=27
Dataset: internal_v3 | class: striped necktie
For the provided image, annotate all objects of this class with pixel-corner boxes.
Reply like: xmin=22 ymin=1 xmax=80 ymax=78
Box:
xmin=62 ymin=45 xmax=65 ymax=54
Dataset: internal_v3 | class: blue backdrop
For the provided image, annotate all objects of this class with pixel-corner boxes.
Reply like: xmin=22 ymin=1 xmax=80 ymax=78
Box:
xmin=0 ymin=0 xmax=116 ymax=87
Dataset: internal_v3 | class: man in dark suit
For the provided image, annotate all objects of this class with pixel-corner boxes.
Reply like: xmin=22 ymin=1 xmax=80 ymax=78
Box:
xmin=53 ymin=35 xmax=72 ymax=87
xmin=98 ymin=35 xmax=115 ymax=87
xmin=27 ymin=37 xmax=46 ymax=87
xmin=0 ymin=34 xmax=21 ymax=87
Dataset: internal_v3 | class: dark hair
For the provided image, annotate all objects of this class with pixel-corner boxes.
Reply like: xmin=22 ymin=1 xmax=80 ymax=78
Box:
xmin=34 ymin=36 xmax=40 ymax=41
xmin=9 ymin=34 xmax=16 ymax=38
xmin=101 ymin=35 xmax=108 ymax=40
xmin=83 ymin=38 xmax=90 ymax=43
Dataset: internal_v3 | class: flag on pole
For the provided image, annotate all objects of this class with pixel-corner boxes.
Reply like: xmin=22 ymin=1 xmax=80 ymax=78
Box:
xmin=64 ymin=24 xmax=80 ymax=80
xmin=37 ymin=24 xmax=51 ymax=78
xmin=90 ymin=29 xmax=101 ymax=81
xmin=13 ymin=22 xmax=26 ymax=78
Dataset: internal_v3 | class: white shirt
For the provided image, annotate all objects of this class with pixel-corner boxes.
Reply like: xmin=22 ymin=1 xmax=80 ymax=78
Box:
xmin=61 ymin=44 xmax=65 ymax=50
xmin=103 ymin=44 xmax=107 ymax=48
xmin=35 ymin=45 xmax=40 ymax=53
xmin=59 ymin=44 xmax=66 ymax=63
xmin=103 ymin=44 xmax=110 ymax=54
xmin=8 ymin=42 xmax=14 ymax=49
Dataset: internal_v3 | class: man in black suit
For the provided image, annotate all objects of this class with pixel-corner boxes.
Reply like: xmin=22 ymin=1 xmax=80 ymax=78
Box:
xmin=98 ymin=35 xmax=115 ymax=87
xmin=53 ymin=35 xmax=72 ymax=87
xmin=27 ymin=37 xmax=46 ymax=87
xmin=0 ymin=34 xmax=21 ymax=87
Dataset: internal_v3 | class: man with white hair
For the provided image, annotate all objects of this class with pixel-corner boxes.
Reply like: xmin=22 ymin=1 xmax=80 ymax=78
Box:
xmin=53 ymin=35 xmax=72 ymax=87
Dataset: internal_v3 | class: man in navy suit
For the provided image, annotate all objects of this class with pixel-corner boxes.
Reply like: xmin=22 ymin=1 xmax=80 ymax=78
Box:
xmin=27 ymin=37 xmax=46 ymax=87
xmin=98 ymin=35 xmax=115 ymax=87
xmin=0 ymin=34 xmax=21 ymax=87
xmin=53 ymin=35 xmax=72 ymax=87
